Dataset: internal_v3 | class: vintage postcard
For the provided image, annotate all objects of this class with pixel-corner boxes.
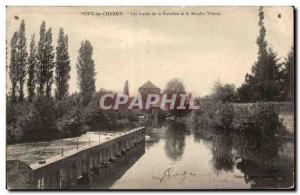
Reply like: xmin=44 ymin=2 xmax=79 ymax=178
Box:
xmin=6 ymin=6 xmax=294 ymax=190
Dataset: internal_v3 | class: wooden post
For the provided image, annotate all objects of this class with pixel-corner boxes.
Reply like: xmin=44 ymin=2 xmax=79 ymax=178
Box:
xmin=61 ymin=148 xmax=64 ymax=156
xmin=99 ymin=132 xmax=100 ymax=142
xmin=89 ymin=138 xmax=91 ymax=146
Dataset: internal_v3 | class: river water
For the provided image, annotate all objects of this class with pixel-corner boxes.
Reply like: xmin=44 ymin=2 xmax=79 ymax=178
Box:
xmin=7 ymin=120 xmax=294 ymax=189
xmin=87 ymin=121 xmax=294 ymax=189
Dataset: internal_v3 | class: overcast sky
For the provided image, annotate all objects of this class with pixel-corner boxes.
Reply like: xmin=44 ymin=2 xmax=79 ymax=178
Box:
xmin=6 ymin=6 xmax=294 ymax=96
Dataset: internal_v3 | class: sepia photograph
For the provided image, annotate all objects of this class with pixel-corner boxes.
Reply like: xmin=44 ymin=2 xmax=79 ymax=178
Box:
xmin=5 ymin=6 xmax=295 ymax=190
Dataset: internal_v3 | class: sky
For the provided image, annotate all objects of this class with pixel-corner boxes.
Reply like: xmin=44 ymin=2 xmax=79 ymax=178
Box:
xmin=6 ymin=6 xmax=294 ymax=97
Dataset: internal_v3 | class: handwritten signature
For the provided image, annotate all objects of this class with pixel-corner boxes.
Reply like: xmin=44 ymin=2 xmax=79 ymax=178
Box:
xmin=152 ymin=167 xmax=197 ymax=182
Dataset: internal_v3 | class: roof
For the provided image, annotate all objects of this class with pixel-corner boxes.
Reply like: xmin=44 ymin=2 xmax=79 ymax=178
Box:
xmin=138 ymin=81 xmax=160 ymax=91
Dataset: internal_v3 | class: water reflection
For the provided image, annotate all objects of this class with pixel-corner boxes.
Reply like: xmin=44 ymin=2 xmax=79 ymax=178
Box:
xmin=234 ymin=137 xmax=294 ymax=189
xmin=165 ymin=122 xmax=187 ymax=161
xmin=211 ymin=135 xmax=235 ymax=174
xmin=77 ymin=120 xmax=294 ymax=189
xmin=191 ymin=122 xmax=294 ymax=189
xmin=78 ymin=143 xmax=145 ymax=189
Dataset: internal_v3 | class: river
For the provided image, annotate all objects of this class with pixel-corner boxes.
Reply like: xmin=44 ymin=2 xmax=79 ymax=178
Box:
xmin=87 ymin=121 xmax=294 ymax=189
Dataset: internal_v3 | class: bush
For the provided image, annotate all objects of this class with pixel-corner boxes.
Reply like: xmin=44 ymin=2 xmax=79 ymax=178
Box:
xmin=82 ymin=91 xmax=141 ymax=131
xmin=15 ymin=97 xmax=58 ymax=142
xmin=195 ymin=100 xmax=235 ymax=132
xmin=195 ymin=100 xmax=284 ymax=138
xmin=234 ymin=103 xmax=284 ymax=138
xmin=6 ymin=90 xmax=142 ymax=144
xmin=56 ymin=106 xmax=82 ymax=137
xmin=212 ymin=81 xmax=237 ymax=103
xmin=82 ymin=99 xmax=118 ymax=131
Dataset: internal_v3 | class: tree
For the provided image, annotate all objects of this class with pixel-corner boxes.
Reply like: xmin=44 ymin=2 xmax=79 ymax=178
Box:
xmin=16 ymin=20 xmax=28 ymax=102
xmin=9 ymin=32 xmax=19 ymax=102
xmin=37 ymin=21 xmax=54 ymax=98
xmin=55 ymin=28 xmax=70 ymax=100
xmin=27 ymin=34 xmax=37 ymax=102
xmin=163 ymin=78 xmax=186 ymax=116
xmin=37 ymin=21 xmax=46 ymax=96
xmin=76 ymin=40 xmax=96 ymax=104
xmin=124 ymin=80 xmax=129 ymax=96
xmin=237 ymin=7 xmax=283 ymax=102
xmin=283 ymin=48 xmax=294 ymax=100
xmin=212 ymin=81 xmax=237 ymax=103
xmin=45 ymin=28 xmax=55 ymax=98
xmin=250 ymin=6 xmax=269 ymax=101
xmin=237 ymin=73 xmax=255 ymax=102
xmin=163 ymin=78 xmax=186 ymax=94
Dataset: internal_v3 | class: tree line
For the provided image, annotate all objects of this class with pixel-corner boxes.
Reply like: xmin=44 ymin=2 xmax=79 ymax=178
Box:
xmin=8 ymin=20 xmax=95 ymax=104
xmin=7 ymin=20 xmax=101 ymax=143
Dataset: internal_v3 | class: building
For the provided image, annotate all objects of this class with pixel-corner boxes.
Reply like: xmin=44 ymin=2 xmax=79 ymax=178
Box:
xmin=138 ymin=81 xmax=161 ymax=95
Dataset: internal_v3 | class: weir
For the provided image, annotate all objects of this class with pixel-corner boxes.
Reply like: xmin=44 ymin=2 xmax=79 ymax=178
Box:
xmin=7 ymin=127 xmax=146 ymax=189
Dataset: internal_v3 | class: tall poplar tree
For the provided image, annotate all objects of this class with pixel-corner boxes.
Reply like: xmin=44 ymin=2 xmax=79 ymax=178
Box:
xmin=76 ymin=40 xmax=96 ymax=104
xmin=16 ymin=20 xmax=28 ymax=102
xmin=37 ymin=21 xmax=54 ymax=98
xmin=9 ymin=32 xmax=18 ymax=102
xmin=37 ymin=21 xmax=46 ymax=96
xmin=55 ymin=28 xmax=70 ymax=100
xmin=45 ymin=28 xmax=55 ymax=98
xmin=27 ymin=34 xmax=37 ymax=102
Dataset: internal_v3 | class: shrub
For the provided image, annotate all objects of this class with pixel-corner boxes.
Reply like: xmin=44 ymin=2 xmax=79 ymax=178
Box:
xmin=195 ymin=100 xmax=235 ymax=132
xmin=56 ymin=106 xmax=82 ymax=137
xmin=195 ymin=100 xmax=284 ymax=138
xmin=15 ymin=97 xmax=57 ymax=142
xmin=82 ymin=100 xmax=118 ymax=131
xmin=212 ymin=81 xmax=237 ymax=103
xmin=234 ymin=103 xmax=283 ymax=138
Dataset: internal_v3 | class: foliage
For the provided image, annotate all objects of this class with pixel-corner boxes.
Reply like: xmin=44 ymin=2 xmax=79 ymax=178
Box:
xmin=282 ymin=48 xmax=294 ymax=101
xmin=7 ymin=20 xmax=140 ymax=144
xmin=195 ymin=99 xmax=284 ymax=138
xmin=82 ymin=100 xmax=118 ymax=131
xmin=14 ymin=97 xmax=57 ymax=142
xmin=233 ymin=103 xmax=284 ymax=138
xmin=7 ymin=99 xmax=19 ymax=143
xmin=163 ymin=78 xmax=186 ymax=94
xmin=76 ymin=40 xmax=96 ymax=105
xmin=163 ymin=78 xmax=187 ymax=117
xmin=7 ymin=95 xmax=83 ymax=143
xmin=195 ymin=100 xmax=235 ymax=131
xmin=55 ymin=28 xmax=71 ymax=100
xmin=212 ymin=81 xmax=237 ymax=103
xmin=237 ymin=7 xmax=286 ymax=102
xmin=37 ymin=21 xmax=55 ymax=98
xmin=56 ymin=106 xmax=81 ymax=137
xmin=16 ymin=20 xmax=28 ymax=102
xmin=27 ymin=34 xmax=37 ymax=102
xmin=9 ymin=32 xmax=19 ymax=103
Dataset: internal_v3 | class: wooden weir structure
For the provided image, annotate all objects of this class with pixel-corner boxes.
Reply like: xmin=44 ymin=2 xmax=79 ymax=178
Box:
xmin=7 ymin=127 xmax=146 ymax=189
